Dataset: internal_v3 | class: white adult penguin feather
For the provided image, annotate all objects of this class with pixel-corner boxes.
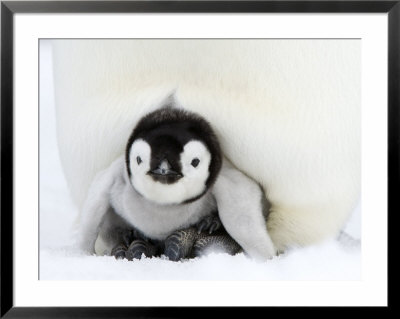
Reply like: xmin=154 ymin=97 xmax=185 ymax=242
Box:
xmin=52 ymin=39 xmax=360 ymax=255
xmin=78 ymin=107 xmax=276 ymax=260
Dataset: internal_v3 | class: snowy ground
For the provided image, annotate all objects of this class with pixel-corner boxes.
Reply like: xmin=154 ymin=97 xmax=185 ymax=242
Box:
xmin=39 ymin=40 xmax=361 ymax=281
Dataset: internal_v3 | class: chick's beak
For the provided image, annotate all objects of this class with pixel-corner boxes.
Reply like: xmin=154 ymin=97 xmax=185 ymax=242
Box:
xmin=149 ymin=160 xmax=182 ymax=177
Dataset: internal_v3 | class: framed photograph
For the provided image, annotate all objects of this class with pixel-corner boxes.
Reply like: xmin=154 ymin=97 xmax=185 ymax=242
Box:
xmin=1 ymin=0 xmax=395 ymax=316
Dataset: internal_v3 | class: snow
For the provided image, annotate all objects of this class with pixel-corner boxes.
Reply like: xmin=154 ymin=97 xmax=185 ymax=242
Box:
xmin=39 ymin=40 xmax=361 ymax=281
xmin=40 ymin=241 xmax=360 ymax=280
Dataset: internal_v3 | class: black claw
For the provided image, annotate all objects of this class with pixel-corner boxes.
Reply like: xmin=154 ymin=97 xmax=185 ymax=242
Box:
xmin=111 ymin=244 xmax=127 ymax=260
xmin=125 ymin=240 xmax=156 ymax=260
xmin=129 ymin=250 xmax=145 ymax=260
xmin=197 ymin=221 xmax=206 ymax=234
xmin=114 ymin=250 xmax=126 ymax=259
xmin=196 ymin=214 xmax=222 ymax=234
xmin=196 ymin=216 xmax=212 ymax=233
xmin=208 ymin=221 xmax=220 ymax=234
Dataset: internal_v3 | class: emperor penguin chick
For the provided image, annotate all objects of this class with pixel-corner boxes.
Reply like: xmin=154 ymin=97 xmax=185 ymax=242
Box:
xmin=79 ymin=107 xmax=242 ymax=260
xmin=79 ymin=107 xmax=276 ymax=261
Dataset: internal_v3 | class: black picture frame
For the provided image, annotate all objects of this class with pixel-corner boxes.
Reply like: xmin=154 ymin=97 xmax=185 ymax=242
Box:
xmin=1 ymin=0 xmax=395 ymax=317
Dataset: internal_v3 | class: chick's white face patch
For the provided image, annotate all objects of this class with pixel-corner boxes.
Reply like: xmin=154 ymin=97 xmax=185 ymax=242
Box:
xmin=180 ymin=140 xmax=211 ymax=185
xmin=129 ymin=139 xmax=152 ymax=179
xmin=129 ymin=139 xmax=211 ymax=205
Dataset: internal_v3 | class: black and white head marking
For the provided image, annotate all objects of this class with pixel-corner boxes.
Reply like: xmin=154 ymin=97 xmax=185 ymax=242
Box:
xmin=125 ymin=108 xmax=222 ymax=205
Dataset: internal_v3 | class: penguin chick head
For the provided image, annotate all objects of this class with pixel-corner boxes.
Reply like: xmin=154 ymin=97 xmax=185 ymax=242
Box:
xmin=126 ymin=108 xmax=222 ymax=205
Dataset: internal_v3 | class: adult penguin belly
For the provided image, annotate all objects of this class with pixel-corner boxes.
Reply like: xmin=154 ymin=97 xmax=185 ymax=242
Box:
xmin=52 ymin=39 xmax=360 ymax=253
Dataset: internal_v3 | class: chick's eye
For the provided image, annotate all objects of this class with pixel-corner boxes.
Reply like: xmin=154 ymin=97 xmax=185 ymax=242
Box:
xmin=136 ymin=156 xmax=142 ymax=165
xmin=191 ymin=158 xmax=200 ymax=168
